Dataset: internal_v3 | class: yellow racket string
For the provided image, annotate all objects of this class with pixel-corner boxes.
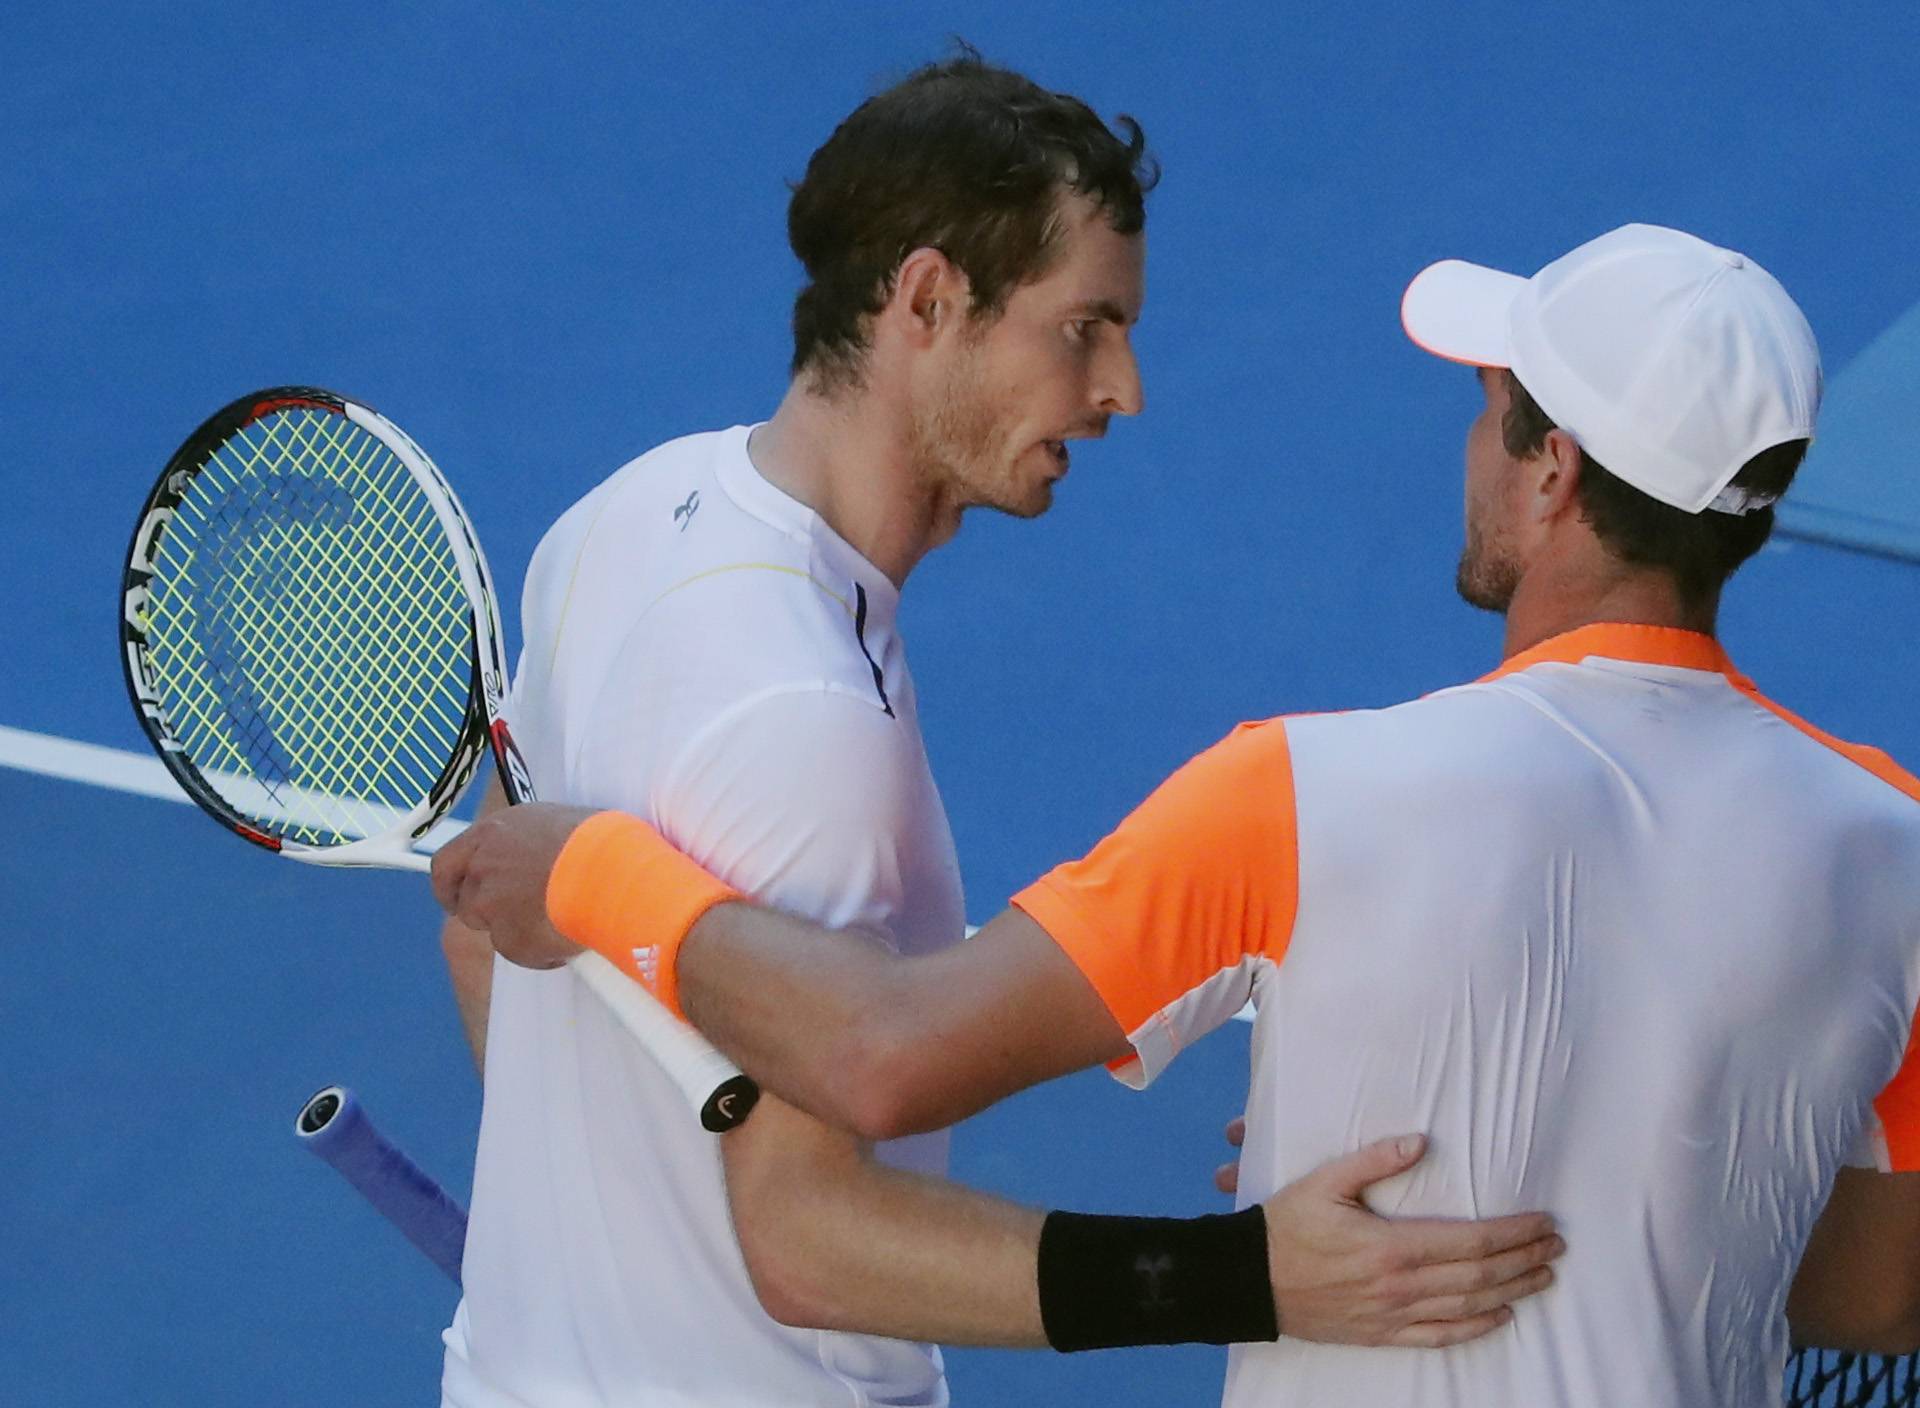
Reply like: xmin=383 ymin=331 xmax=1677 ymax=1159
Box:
xmin=158 ymin=411 xmax=469 ymax=838
xmin=215 ymin=425 xmax=464 ymax=788
xmin=140 ymin=405 xmax=475 ymax=845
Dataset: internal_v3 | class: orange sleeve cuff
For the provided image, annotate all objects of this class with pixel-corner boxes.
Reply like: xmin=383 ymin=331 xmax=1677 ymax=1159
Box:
xmin=1875 ymin=1016 xmax=1920 ymax=1173
xmin=1012 ymin=874 xmax=1153 ymax=1041
xmin=545 ymin=811 xmax=740 ymax=1020
xmin=1012 ymin=718 xmax=1300 ymax=1050
xmin=1011 ymin=876 xmax=1150 ymax=1078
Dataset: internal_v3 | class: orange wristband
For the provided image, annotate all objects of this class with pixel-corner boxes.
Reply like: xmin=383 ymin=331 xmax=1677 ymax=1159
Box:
xmin=545 ymin=811 xmax=740 ymax=1020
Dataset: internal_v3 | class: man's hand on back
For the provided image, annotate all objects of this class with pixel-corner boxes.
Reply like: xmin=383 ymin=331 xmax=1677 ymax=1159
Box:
xmin=1216 ymin=1115 xmax=1247 ymax=1194
xmin=1257 ymin=1132 xmax=1562 ymax=1348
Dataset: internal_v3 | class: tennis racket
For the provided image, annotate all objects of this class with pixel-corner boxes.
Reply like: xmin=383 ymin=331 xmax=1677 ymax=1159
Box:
xmin=296 ymin=1084 xmax=468 ymax=1286
xmin=121 ymin=387 xmax=758 ymax=1132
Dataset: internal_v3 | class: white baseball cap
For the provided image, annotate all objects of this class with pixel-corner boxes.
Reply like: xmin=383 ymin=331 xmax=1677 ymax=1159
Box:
xmin=1401 ymin=223 xmax=1821 ymax=515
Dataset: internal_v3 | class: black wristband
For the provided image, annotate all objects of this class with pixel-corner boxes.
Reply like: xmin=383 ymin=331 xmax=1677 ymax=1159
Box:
xmin=1036 ymin=1205 xmax=1279 ymax=1352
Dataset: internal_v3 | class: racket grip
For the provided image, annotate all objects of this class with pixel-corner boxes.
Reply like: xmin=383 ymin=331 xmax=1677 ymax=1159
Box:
xmin=295 ymin=1085 xmax=468 ymax=1287
xmin=571 ymin=953 xmax=760 ymax=1132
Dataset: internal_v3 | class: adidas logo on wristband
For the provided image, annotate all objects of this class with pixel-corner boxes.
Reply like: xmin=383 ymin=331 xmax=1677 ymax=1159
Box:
xmin=632 ymin=945 xmax=661 ymax=990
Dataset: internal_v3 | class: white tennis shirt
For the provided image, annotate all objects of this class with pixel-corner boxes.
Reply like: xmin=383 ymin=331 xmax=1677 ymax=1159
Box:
xmin=442 ymin=425 xmax=965 ymax=1407
xmin=1014 ymin=625 xmax=1920 ymax=1408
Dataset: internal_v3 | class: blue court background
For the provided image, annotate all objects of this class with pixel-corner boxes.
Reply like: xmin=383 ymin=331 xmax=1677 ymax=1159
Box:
xmin=4 ymin=4 xmax=1917 ymax=1404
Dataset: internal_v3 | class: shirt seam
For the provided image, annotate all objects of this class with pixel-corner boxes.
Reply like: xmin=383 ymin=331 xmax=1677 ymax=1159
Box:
xmin=646 ymin=680 xmax=901 ymax=830
xmin=1719 ymin=676 xmax=1920 ymax=806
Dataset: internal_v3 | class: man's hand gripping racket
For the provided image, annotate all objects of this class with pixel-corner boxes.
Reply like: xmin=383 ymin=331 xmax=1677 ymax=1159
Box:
xmin=121 ymin=387 xmax=757 ymax=1132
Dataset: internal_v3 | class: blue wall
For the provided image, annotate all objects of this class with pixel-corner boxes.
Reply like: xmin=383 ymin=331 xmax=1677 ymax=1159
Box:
xmin=4 ymin=4 xmax=1917 ymax=1402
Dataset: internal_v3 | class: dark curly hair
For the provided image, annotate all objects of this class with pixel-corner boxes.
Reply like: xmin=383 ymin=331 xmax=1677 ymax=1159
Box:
xmin=1503 ymin=371 xmax=1807 ymax=606
xmin=787 ymin=46 xmax=1156 ymax=388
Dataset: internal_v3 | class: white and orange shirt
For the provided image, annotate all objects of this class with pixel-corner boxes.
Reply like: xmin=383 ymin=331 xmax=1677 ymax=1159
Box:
xmin=1015 ymin=624 xmax=1920 ymax=1408
xmin=443 ymin=426 xmax=965 ymax=1408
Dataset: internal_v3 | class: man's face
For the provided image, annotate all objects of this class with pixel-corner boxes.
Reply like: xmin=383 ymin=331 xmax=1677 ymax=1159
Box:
xmin=1457 ymin=367 xmax=1528 ymax=612
xmin=910 ymin=196 xmax=1146 ymax=521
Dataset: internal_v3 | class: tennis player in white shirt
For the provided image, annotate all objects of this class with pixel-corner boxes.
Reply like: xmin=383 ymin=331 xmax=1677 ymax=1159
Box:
xmin=437 ymin=51 xmax=1564 ymax=1407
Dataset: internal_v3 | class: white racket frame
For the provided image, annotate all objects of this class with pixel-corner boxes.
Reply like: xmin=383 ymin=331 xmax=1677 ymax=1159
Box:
xmin=133 ymin=391 xmax=754 ymax=1132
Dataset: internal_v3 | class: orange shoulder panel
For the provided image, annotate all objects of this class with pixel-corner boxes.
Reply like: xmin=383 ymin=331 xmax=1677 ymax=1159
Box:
xmin=1725 ymin=676 xmax=1920 ymax=1168
xmin=1010 ymin=718 xmax=1301 ymax=1039
xmin=1724 ymin=674 xmax=1920 ymax=805
xmin=1875 ymin=1022 xmax=1920 ymax=1174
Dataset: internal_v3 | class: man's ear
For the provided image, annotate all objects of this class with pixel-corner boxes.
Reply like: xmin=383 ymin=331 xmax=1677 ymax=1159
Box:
xmin=880 ymin=246 xmax=970 ymax=349
xmin=1532 ymin=427 xmax=1586 ymax=524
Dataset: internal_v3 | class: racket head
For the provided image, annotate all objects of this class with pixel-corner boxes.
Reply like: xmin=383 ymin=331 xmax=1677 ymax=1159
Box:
xmin=120 ymin=387 xmax=518 ymax=863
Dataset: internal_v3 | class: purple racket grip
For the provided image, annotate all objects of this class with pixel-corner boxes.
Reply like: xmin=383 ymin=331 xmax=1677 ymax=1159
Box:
xmin=295 ymin=1085 xmax=468 ymax=1287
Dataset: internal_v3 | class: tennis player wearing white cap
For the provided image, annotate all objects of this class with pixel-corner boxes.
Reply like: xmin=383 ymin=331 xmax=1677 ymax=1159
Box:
xmin=440 ymin=223 xmax=1920 ymax=1407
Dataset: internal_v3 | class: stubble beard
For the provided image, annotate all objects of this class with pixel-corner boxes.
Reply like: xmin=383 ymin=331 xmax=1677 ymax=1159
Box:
xmin=909 ymin=346 xmax=1047 ymax=521
xmin=1455 ymin=521 xmax=1521 ymax=614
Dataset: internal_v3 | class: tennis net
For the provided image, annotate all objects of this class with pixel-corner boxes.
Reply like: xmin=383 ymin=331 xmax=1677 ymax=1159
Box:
xmin=1788 ymin=1348 xmax=1920 ymax=1406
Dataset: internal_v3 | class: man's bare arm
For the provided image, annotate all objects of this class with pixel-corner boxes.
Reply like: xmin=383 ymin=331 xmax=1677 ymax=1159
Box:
xmin=724 ymin=1094 xmax=1559 ymax=1349
xmin=431 ymin=801 xmax=1121 ymax=1133
xmin=679 ymin=903 xmax=1129 ymax=1140
xmin=1789 ymin=1168 xmax=1920 ymax=1353
xmin=723 ymin=1094 xmax=1046 ymax=1345
xmin=430 ymin=800 xmax=1127 ymax=1134
xmin=437 ymin=776 xmax=509 ymax=1075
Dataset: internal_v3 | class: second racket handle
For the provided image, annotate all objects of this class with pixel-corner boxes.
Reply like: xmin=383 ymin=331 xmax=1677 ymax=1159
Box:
xmin=571 ymin=951 xmax=760 ymax=1132
xmin=295 ymin=1085 xmax=468 ymax=1286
